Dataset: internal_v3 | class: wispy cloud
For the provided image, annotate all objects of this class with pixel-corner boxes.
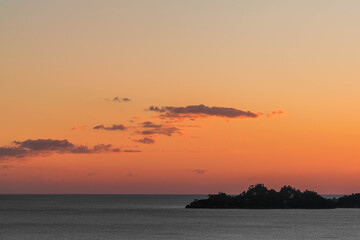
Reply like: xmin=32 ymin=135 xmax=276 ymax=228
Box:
xmin=142 ymin=121 xmax=163 ymax=128
xmin=187 ymin=169 xmax=207 ymax=175
xmin=266 ymin=110 xmax=285 ymax=118
xmin=123 ymin=149 xmax=142 ymax=153
xmin=105 ymin=97 xmax=132 ymax=103
xmin=114 ymin=97 xmax=131 ymax=102
xmin=70 ymin=125 xmax=87 ymax=131
xmin=93 ymin=124 xmax=126 ymax=131
xmin=134 ymin=137 xmax=155 ymax=144
xmin=139 ymin=121 xmax=181 ymax=136
xmin=148 ymin=104 xmax=260 ymax=119
xmin=0 ymin=139 xmax=122 ymax=160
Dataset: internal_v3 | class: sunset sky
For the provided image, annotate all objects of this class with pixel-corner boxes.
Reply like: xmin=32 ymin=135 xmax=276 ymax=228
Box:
xmin=1 ymin=0 xmax=360 ymax=194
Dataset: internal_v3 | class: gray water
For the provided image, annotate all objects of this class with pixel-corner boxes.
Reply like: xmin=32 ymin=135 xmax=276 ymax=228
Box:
xmin=1 ymin=195 xmax=360 ymax=239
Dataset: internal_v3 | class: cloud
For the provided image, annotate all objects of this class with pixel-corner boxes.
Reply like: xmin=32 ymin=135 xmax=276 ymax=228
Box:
xmin=0 ymin=139 xmax=122 ymax=160
xmin=93 ymin=124 xmax=126 ymax=131
xmin=0 ymin=147 xmax=28 ymax=159
xmin=71 ymin=144 xmax=116 ymax=153
xmin=140 ymin=128 xmax=179 ymax=136
xmin=139 ymin=121 xmax=181 ymax=136
xmin=266 ymin=110 xmax=285 ymax=118
xmin=112 ymin=148 xmax=121 ymax=152
xmin=123 ymin=149 xmax=142 ymax=152
xmin=134 ymin=137 xmax=155 ymax=144
xmin=142 ymin=121 xmax=163 ymax=128
xmin=113 ymin=97 xmax=131 ymax=103
xmin=13 ymin=139 xmax=74 ymax=151
xmin=187 ymin=169 xmax=207 ymax=175
xmin=148 ymin=104 xmax=260 ymax=119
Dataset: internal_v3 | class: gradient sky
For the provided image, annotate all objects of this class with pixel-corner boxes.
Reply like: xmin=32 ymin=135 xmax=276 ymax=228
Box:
xmin=1 ymin=0 xmax=360 ymax=194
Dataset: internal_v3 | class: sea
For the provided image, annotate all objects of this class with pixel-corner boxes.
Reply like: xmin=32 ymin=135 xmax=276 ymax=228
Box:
xmin=1 ymin=194 xmax=360 ymax=239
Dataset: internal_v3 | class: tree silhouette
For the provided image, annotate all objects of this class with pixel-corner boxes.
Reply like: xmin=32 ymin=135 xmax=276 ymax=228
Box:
xmin=185 ymin=184 xmax=356 ymax=209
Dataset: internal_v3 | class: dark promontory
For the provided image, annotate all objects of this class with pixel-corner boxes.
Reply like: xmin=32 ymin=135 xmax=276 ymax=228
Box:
xmin=186 ymin=184 xmax=360 ymax=209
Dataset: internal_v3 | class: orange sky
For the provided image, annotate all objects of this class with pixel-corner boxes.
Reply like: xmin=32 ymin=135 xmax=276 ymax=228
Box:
xmin=1 ymin=1 xmax=360 ymax=194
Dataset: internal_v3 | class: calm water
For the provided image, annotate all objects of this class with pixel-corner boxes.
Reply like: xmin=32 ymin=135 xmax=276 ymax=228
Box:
xmin=1 ymin=195 xmax=360 ymax=239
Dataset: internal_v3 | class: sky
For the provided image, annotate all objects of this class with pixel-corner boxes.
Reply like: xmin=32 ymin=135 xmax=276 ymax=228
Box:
xmin=1 ymin=0 xmax=360 ymax=194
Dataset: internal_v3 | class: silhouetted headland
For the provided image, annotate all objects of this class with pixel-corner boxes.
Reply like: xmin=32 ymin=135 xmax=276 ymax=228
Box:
xmin=186 ymin=184 xmax=360 ymax=209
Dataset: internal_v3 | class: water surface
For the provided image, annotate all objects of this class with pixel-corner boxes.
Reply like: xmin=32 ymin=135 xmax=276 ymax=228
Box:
xmin=1 ymin=195 xmax=359 ymax=239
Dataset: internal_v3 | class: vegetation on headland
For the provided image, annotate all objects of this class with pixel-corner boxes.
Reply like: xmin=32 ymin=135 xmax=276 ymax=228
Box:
xmin=186 ymin=184 xmax=360 ymax=209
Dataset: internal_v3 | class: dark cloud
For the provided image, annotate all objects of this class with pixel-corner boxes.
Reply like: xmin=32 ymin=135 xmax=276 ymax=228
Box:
xmin=187 ymin=169 xmax=207 ymax=175
xmin=148 ymin=104 xmax=260 ymax=119
xmin=139 ymin=121 xmax=181 ymax=136
xmin=266 ymin=110 xmax=285 ymax=118
xmin=13 ymin=139 xmax=74 ymax=151
xmin=134 ymin=137 xmax=155 ymax=144
xmin=113 ymin=97 xmax=131 ymax=103
xmin=0 ymin=147 xmax=28 ymax=159
xmin=0 ymin=139 xmax=121 ymax=160
xmin=93 ymin=124 xmax=126 ymax=131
